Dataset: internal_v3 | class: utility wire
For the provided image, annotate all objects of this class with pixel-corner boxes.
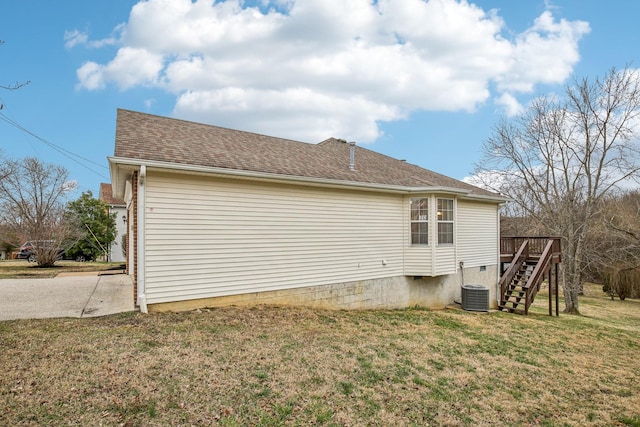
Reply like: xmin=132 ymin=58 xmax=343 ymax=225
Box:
xmin=0 ymin=111 xmax=110 ymax=180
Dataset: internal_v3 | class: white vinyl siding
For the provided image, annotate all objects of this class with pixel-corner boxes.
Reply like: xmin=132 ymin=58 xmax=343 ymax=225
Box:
xmin=143 ymin=172 xmax=404 ymax=304
xmin=434 ymin=246 xmax=456 ymax=275
xmin=404 ymin=246 xmax=433 ymax=276
xmin=457 ymin=200 xmax=499 ymax=267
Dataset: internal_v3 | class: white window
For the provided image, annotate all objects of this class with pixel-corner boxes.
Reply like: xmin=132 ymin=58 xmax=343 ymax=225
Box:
xmin=410 ymin=198 xmax=429 ymax=245
xmin=437 ymin=198 xmax=454 ymax=245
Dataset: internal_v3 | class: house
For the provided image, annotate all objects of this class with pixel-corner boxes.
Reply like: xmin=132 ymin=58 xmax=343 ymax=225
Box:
xmin=109 ymin=109 xmax=508 ymax=313
xmin=98 ymin=183 xmax=127 ymax=263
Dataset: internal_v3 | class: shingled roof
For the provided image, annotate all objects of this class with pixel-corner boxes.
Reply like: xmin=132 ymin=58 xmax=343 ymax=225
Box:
xmin=113 ymin=109 xmax=500 ymax=199
xmin=99 ymin=183 xmax=125 ymax=206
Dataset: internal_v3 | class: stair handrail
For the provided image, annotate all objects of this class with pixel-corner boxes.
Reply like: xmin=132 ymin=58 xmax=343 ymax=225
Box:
xmin=523 ymin=239 xmax=555 ymax=314
xmin=499 ymin=240 xmax=529 ymax=303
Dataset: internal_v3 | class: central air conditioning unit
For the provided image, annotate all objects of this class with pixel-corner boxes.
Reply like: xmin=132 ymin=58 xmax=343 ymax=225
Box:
xmin=461 ymin=284 xmax=489 ymax=312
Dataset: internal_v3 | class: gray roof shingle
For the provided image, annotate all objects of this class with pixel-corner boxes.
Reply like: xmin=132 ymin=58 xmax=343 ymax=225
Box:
xmin=99 ymin=182 xmax=125 ymax=206
xmin=114 ymin=109 xmax=499 ymax=199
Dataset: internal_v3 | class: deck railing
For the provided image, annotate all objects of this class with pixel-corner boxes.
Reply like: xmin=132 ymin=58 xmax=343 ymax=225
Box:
xmin=501 ymin=237 xmax=561 ymax=263
xmin=498 ymin=239 xmax=529 ymax=307
xmin=523 ymin=239 xmax=555 ymax=314
xmin=499 ymin=237 xmax=562 ymax=316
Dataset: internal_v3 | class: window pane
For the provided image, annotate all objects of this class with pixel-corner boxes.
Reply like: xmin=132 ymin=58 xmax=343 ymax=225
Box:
xmin=410 ymin=198 xmax=429 ymax=245
xmin=411 ymin=198 xmax=428 ymax=221
xmin=437 ymin=199 xmax=453 ymax=221
xmin=411 ymin=222 xmax=428 ymax=245
xmin=438 ymin=222 xmax=453 ymax=244
xmin=410 ymin=203 xmax=419 ymax=221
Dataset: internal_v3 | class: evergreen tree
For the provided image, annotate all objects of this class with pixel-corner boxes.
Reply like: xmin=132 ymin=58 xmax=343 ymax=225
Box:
xmin=66 ymin=191 xmax=116 ymax=261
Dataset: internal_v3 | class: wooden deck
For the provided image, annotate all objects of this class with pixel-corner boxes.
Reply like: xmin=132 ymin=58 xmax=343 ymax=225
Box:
xmin=499 ymin=237 xmax=562 ymax=316
xmin=500 ymin=236 xmax=562 ymax=264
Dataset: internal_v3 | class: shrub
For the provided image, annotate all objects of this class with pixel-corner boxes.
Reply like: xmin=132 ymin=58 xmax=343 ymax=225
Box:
xmin=603 ymin=268 xmax=640 ymax=300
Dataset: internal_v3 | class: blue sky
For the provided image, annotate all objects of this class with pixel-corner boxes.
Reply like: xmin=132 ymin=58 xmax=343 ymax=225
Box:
xmin=1 ymin=0 xmax=639 ymax=198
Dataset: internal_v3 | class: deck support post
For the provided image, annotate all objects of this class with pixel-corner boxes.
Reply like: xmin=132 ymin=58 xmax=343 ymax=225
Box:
xmin=548 ymin=268 xmax=552 ymax=316
xmin=555 ymin=263 xmax=559 ymax=317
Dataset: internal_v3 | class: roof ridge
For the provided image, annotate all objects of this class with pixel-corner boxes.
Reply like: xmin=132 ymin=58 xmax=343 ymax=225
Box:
xmin=113 ymin=109 xmax=501 ymax=199
xmin=317 ymin=137 xmax=348 ymax=145
xmin=116 ymin=108 xmax=315 ymax=147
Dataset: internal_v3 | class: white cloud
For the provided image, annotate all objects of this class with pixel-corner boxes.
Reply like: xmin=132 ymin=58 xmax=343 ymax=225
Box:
xmin=75 ymin=0 xmax=590 ymax=143
xmin=64 ymin=29 xmax=88 ymax=49
xmin=495 ymin=93 xmax=524 ymax=117
xmin=174 ymin=86 xmax=400 ymax=141
xmin=496 ymin=11 xmax=590 ymax=93
xmin=76 ymin=62 xmax=105 ymax=90
xmin=64 ymin=26 xmax=121 ymax=49
xmin=77 ymin=47 xmax=164 ymax=91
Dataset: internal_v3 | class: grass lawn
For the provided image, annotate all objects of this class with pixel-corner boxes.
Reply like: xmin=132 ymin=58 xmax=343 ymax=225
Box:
xmin=1 ymin=283 xmax=639 ymax=426
xmin=0 ymin=259 xmax=125 ymax=279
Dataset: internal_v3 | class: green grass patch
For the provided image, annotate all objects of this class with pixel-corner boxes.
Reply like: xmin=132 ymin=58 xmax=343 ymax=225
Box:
xmin=0 ymin=284 xmax=638 ymax=425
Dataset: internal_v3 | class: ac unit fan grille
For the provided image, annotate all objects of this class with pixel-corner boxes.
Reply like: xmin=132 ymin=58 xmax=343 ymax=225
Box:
xmin=461 ymin=285 xmax=489 ymax=311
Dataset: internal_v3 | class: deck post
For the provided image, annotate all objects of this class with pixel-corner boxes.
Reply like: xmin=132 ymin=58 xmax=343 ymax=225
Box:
xmin=555 ymin=264 xmax=560 ymax=317
xmin=548 ymin=269 xmax=552 ymax=316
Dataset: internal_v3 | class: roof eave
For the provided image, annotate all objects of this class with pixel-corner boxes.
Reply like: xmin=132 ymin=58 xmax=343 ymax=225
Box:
xmin=108 ymin=156 xmax=505 ymax=201
xmin=459 ymin=193 xmax=511 ymax=203
xmin=109 ymin=157 xmax=138 ymax=199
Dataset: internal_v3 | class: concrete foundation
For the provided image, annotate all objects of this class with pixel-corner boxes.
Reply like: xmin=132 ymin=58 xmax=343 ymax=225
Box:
xmin=148 ymin=265 xmax=498 ymax=312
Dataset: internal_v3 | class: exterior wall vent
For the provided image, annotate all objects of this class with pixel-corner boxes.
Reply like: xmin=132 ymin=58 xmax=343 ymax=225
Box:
xmin=461 ymin=284 xmax=489 ymax=312
xmin=349 ymin=141 xmax=356 ymax=170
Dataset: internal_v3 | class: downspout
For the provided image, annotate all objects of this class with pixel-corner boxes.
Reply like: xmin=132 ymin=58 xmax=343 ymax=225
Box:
xmin=137 ymin=164 xmax=148 ymax=313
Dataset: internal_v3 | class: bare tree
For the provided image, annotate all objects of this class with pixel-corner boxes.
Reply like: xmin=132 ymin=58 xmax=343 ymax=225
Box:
xmin=1 ymin=40 xmax=30 ymax=110
xmin=474 ymin=68 xmax=640 ymax=314
xmin=0 ymin=149 xmax=11 ymax=180
xmin=0 ymin=151 xmax=19 ymax=255
xmin=586 ymin=191 xmax=640 ymax=299
xmin=0 ymin=157 xmax=77 ymax=267
xmin=499 ymin=201 xmax=547 ymax=237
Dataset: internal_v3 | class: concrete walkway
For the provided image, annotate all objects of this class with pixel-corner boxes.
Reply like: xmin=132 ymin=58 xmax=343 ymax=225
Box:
xmin=0 ymin=272 xmax=135 ymax=321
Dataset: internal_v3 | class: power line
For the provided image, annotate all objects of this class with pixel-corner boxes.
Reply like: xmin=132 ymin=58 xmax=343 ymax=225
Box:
xmin=0 ymin=111 xmax=110 ymax=180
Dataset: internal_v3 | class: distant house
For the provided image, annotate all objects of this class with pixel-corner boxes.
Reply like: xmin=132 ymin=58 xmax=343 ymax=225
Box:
xmin=99 ymin=183 xmax=127 ymax=263
xmin=109 ymin=109 xmax=507 ymax=313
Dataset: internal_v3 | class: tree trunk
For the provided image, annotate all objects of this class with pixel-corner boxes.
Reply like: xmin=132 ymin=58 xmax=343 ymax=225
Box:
xmin=562 ymin=284 xmax=580 ymax=314
xmin=562 ymin=259 xmax=581 ymax=314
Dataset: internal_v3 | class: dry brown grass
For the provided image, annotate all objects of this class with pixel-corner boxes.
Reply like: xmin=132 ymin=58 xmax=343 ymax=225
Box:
xmin=0 ymin=260 xmax=124 ymax=279
xmin=1 ymin=284 xmax=639 ymax=426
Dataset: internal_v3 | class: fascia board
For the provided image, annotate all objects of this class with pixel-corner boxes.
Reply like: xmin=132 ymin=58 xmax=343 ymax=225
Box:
xmin=108 ymin=156 xmax=505 ymax=202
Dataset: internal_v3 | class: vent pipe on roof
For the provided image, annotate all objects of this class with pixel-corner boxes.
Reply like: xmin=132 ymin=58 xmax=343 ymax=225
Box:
xmin=349 ymin=141 xmax=356 ymax=171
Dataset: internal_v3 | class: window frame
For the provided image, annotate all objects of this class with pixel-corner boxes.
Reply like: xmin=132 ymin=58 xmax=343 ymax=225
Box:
xmin=437 ymin=198 xmax=454 ymax=245
xmin=410 ymin=198 xmax=429 ymax=245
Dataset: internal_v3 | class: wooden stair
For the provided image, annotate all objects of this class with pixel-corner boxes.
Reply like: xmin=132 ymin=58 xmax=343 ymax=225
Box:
xmin=500 ymin=260 xmax=537 ymax=313
xmin=498 ymin=238 xmax=561 ymax=315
